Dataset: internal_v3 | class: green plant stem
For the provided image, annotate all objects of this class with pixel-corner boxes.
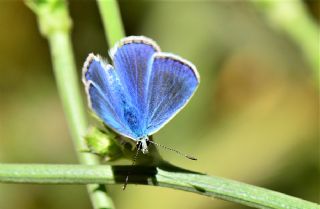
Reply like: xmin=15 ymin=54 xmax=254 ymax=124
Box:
xmin=0 ymin=163 xmax=318 ymax=209
xmin=26 ymin=1 xmax=115 ymax=208
xmin=48 ymin=32 xmax=115 ymax=209
xmin=97 ymin=0 xmax=125 ymax=47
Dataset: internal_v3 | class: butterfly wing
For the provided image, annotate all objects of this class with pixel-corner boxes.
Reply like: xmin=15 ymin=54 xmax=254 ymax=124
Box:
xmin=83 ymin=54 xmax=136 ymax=139
xmin=110 ymin=36 xmax=160 ymax=118
xmin=146 ymin=53 xmax=200 ymax=135
xmin=109 ymin=36 xmax=160 ymax=137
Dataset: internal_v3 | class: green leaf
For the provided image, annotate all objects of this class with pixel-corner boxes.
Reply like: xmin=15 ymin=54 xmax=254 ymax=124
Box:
xmin=85 ymin=127 xmax=122 ymax=161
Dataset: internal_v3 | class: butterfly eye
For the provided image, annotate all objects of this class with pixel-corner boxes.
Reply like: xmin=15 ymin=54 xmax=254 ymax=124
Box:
xmin=136 ymin=141 xmax=143 ymax=149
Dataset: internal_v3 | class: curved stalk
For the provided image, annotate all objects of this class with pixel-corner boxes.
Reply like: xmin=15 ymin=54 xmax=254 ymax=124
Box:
xmin=26 ymin=0 xmax=115 ymax=208
xmin=97 ymin=0 xmax=125 ymax=47
xmin=0 ymin=163 xmax=318 ymax=209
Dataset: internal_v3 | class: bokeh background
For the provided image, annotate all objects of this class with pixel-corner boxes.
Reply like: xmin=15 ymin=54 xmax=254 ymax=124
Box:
xmin=0 ymin=0 xmax=319 ymax=209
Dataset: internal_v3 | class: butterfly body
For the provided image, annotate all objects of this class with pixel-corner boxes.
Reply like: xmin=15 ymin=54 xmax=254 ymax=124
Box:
xmin=83 ymin=36 xmax=199 ymax=154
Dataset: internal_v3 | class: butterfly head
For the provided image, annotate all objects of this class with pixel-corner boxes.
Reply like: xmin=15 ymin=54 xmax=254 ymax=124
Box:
xmin=137 ymin=136 xmax=150 ymax=154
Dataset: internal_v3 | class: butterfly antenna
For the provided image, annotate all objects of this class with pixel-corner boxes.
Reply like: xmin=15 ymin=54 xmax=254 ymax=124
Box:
xmin=148 ymin=140 xmax=197 ymax=160
xmin=122 ymin=142 xmax=141 ymax=190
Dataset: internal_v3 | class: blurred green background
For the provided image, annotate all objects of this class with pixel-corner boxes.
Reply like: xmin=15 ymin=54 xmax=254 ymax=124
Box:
xmin=0 ymin=1 xmax=318 ymax=209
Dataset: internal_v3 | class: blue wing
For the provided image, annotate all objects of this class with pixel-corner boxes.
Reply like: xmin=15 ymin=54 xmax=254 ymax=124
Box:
xmin=110 ymin=36 xmax=160 ymax=121
xmin=83 ymin=37 xmax=199 ymax=139
xmin=146 ymin=53 xmax=200 ymax=135
xmin=82 ymin=54 xmax=136 ymax=139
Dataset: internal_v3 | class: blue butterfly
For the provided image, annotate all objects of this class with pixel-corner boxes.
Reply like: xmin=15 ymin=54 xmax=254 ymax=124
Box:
xmin=82 ymin=36 xmax=200 ymax=155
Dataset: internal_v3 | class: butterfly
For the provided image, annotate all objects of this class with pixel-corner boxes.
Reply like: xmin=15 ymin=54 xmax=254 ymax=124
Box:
xmin=82 ymin=36 xmax=200 ymax=156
